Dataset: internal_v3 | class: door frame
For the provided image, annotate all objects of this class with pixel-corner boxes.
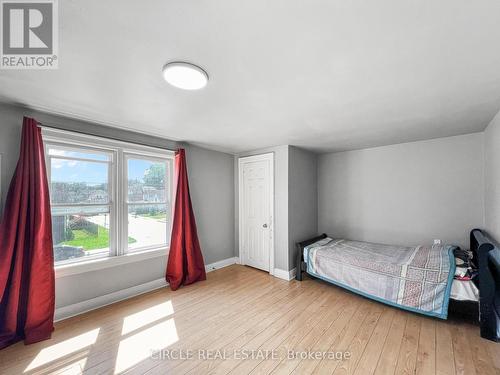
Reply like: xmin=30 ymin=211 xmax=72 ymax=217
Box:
xmin=238 ymin=152 xmax=274 ymax=275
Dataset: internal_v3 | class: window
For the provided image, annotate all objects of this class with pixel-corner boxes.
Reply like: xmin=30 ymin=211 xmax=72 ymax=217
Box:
xmin=48 ymin=147 xmax=113 ymax=264
xmin=126 ymin=157 xmax=170 ymax=251
xmin=44 ymin=130 xmax=173 ymax=266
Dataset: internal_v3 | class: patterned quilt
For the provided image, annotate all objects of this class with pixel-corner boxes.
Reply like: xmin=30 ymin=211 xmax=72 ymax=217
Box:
xmin=304 ymin=238 xmax=456 ymax=318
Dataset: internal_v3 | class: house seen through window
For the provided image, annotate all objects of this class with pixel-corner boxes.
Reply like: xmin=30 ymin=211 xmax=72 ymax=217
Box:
xmin=44 ymin=135 xmax=173 ymax=266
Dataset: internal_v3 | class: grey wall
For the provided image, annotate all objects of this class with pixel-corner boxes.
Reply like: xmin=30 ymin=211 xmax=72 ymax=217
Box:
xmin=235 ymin=146 xmax=290 ymax=271
xmin=0 ymin=105 xmax=21 ymax=215
xmin=288 ymin=146 xmax=318 ymax=269
xmin=0 ymin=103 xmax=234 ymax=309
xmin=485 ymin=111 xmax=500 ymax=242
xmin=318 ymin=133 xmax=484 ymax=249
xmin=185 ymin=144 xmax=234 ymax=265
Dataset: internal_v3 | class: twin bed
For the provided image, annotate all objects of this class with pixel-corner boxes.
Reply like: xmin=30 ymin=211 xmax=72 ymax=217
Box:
xmin=295 ymin=229 xmax=500 ymax=342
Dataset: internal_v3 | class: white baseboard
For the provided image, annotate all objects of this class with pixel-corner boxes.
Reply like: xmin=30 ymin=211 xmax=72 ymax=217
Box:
xmin=54 ymin=278 xmax=166 ymax=322
xmin=204 ymin=257 xmax=239 ymax=272
xmin=55 ymin=256 xmax=239 ymax=322
xmin=273 ymin=267 xmax=297 ymax=281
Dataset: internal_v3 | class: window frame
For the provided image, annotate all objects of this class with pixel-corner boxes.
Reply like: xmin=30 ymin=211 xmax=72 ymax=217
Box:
xmin=46 ymin=143 xmax=115 ymax=265
xmin=42 ymin=128 xmax=174 ymax=275
xmin=123 ymin=152 xmax=172 ymax=254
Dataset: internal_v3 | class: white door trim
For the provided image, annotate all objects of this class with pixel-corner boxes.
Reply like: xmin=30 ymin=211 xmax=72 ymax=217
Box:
xmin=238 ymin=152 xmax=274 ymax=275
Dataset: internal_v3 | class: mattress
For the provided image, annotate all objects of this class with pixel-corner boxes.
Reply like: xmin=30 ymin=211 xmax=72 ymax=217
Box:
xmin=304 ymin=238 xmax=456 ymax=318
xmin=304 ymin=243 xmax=479 ymax=303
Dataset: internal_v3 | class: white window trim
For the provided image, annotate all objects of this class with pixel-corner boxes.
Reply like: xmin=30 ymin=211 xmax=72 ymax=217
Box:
xmin=55 ymin=248 xmax=167 ymax=278
xmin=42 ymin=128 xmax=174 ymax=276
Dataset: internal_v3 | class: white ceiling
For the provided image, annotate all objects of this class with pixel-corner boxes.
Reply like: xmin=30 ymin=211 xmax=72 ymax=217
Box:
xmin=1 ymin=0 xmax=500 ymax=153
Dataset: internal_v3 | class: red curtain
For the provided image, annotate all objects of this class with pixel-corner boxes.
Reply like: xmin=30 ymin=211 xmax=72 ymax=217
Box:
xmin=0 ymin=117 xmax=55 ymax=349
xmin=166 ymin=149 xmax=206 ymax=290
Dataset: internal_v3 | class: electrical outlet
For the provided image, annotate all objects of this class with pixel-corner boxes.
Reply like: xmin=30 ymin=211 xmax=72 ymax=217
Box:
xmin=433 ymin=239 xmax=442 ymax=245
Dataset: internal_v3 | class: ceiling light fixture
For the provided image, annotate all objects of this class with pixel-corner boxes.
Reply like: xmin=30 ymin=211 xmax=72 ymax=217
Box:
xmin=162 ymin=62 xmax=208 ymax=90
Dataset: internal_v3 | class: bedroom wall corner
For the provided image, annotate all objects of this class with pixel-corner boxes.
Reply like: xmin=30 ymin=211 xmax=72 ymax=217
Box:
xmin=288 ymin=146 xmax=318 ymax=271
xmin=484 ymin=110 xmax=500 ymax=242
xmin=185 ymin=144 xmax=235 ymax=265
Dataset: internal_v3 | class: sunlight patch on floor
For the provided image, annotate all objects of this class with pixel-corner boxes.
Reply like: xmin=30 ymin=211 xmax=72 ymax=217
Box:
xmin=114 ymin=318 xmax=178 ymax=374
xmin=121 ymin=300 xmax=174 ymax=335
xmin=24 ymin=328 xmax=100 ymax=372
xmin=50 ymin=359 xmax=87 ymax=375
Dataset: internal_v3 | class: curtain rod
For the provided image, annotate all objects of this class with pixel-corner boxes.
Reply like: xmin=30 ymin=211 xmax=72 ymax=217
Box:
xmin=37 ymin=122 xmax=177 ymax=152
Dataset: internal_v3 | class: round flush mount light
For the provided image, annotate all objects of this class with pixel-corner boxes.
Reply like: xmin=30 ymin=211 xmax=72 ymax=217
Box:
xmin=162 ymin=62 xmax=209 ymax=90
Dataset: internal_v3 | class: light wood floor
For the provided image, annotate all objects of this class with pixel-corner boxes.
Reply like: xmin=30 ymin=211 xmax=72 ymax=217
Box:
xmin=1 ymin=265 xmax=499 ymax=375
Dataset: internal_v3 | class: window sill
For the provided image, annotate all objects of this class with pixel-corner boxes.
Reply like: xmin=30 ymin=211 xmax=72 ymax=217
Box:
xmin=55 ymin=248 xmax=168 ymax=278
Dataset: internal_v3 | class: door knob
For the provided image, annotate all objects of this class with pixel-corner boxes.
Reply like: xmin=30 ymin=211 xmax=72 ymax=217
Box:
xmin=263 ymin=224 xmax=268 ymax=228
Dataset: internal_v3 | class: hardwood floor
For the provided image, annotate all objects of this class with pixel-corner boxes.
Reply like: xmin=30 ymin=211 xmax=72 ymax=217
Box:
xmin=1 ymin=265 xmax=499 ymax=375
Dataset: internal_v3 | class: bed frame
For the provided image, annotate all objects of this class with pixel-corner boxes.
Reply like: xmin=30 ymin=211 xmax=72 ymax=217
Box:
xmin=470 ymin=229 xmax=500 ymax=341
xmin=296 ymin=230 xmax=500 ymax=342
xmin=295 ymin=233 xmax=327 ymax=282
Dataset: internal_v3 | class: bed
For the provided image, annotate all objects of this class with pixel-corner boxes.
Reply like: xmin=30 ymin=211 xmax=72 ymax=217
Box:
xmin=295 ymin=229 xmax=500 ymax=341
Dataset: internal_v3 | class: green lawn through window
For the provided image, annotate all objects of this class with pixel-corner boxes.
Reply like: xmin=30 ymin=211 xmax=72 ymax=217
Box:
xmin=62 ymin=226 xmax=136 ymax=250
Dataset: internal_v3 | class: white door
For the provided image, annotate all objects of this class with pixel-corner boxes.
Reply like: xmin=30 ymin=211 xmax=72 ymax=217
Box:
xmin=239 ymin=153 xmax=274 ymax=273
